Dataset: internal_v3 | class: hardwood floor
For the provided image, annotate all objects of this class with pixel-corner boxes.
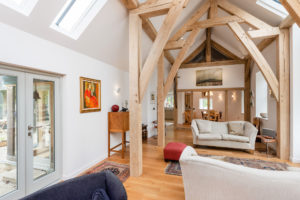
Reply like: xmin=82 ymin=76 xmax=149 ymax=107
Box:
xmin=99 ymin=124 xmax=300 ymax=200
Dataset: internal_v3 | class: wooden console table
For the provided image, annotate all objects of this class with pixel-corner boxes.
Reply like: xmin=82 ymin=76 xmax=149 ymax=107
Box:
xmin=108 ymin=112 xmax=129 ymax=158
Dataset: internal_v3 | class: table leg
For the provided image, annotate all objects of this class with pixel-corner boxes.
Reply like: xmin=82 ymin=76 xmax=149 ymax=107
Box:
xmin=121 ymin=131 xmax=125 ymax=159
xmin=108 ymin=132 xmax=111 ymax=157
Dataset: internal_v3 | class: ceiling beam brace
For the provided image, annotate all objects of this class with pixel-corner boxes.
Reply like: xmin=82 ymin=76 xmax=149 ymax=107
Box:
xmin=228 ymin=21 xmax=279 ymax=101
xmin=280 ymin=0 xmax=300 ymax=27
xmin=217 ymin=0 xmax=274 ymax=30
xmin=139 ymin=0 xmax=186 ymax=100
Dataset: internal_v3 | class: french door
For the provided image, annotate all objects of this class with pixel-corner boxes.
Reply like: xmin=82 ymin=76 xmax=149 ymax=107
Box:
xmin=0 ymin=68 xmax=61 ymax=200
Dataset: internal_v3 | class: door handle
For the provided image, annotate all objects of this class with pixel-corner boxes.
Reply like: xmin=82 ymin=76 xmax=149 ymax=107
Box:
xmin=28 ymin=124 xmax=50 ymax=131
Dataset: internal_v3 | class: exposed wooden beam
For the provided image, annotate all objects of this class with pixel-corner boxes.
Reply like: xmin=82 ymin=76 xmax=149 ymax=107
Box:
xmin=121 ymin=1 xmax=175 ymax=64
xmin=280 ymin=0 xmax=300 ymax=27
xmin=164 ymin=28 xmax=202 ymax=98
xmin=244 ymin=38 xmax=275 ymax=60
xmin=206 ymin=0 xmax=217 ymax=62
xmin=217 ymin=0 xmax=273 ymax=30
xmin=276 ymin=29 xmax=290 ymax=160
xmin=177 ymin=87 xmax=245 ymax=92
xmin=169 ymin=0 xmax=210 ymax=41
xmin=130 ymin=0 xmax=173 ymax=17
xmin=140 ymin=16 xmax=175 ymax=64
xmin=187 ymin=16 xmax=244 ymax=30
xmin=164 ymin=39 xmax=185 ymax=50
xmin=247 ymin=28 xmax=280 ymax=39
xmin=279 ymin=15 xmax=295 ymax=29
xmin=181 ymin=60 xmax=245 ymax=68
xmin=211 ymin=40 xmax=241 ymax=60
xmin=129 ymin=13 xmax=142 ymax=177
xmin=244 ymin=59 xmax=251 ymax=122
xmin=140 ymin=0 xmax=186 ymax=101
xmin=183 ymin=41 xmax=206 ymax=64
xmin=228 ymin=21 xmax=279 ymax=101
xmin=121 ymin=0 xmax=139 ymax=9
xmin=157 ymin=53 xmax=165 ymax=147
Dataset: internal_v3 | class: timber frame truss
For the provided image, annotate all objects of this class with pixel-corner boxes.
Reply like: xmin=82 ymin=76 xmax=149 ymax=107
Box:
xmin=122 ymin=0 xmax=291 ymax=177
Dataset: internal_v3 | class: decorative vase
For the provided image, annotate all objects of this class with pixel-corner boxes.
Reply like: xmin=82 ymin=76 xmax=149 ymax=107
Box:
xmin=111 ymin=105 xmax=119 ymax=112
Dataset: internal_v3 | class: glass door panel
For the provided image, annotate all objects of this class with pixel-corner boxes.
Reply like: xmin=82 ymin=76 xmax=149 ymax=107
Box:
xmin=31 ymin=80 xmax=55 ymax=180
xmin=26 ymin=74 xmax=60 ymax=195
xmin=0 ymin=75 xmax=17 ymax=197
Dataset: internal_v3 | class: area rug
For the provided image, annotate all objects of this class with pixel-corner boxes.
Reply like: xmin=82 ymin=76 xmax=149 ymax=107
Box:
xmin=84 ymin=161 xmax=130 ymax=182
xmin=165 ymin=154 xmax=292 ymax=176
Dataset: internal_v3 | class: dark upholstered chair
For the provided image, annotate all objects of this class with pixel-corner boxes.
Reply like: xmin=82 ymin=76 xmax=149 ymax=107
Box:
xmin=21 ymin=171 xmax=127 ymax=200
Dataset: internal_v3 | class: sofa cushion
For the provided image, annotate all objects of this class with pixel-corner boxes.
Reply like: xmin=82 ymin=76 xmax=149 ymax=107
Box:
xmin=222 ymin=134 xmax=249 ymax=143
xmin=197 ymin=134 xmax=222 ymax=140
xmin=195 ymin=120 xmax=212 ymax=134
xmin=228 ymin=122 xmax=244 ymax=136
xmin=211 ymin=122 xmax=229 ymax=135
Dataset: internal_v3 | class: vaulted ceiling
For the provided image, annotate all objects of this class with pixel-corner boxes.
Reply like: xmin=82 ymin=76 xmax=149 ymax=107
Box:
xmin=0 ymin=0 xmax=286 ymax=71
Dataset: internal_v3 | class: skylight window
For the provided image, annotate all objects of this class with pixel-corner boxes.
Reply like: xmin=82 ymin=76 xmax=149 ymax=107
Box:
xmin=51 ymin=0 xmax=107 ymax=40
xmin=256 ymin=0 xmax=288 ymax=18
xmin=0 ymin=0 xmax=39 ymax=16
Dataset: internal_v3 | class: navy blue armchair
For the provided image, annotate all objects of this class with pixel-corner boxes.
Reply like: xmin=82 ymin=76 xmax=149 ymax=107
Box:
xmin=21 ymin=171 xmax=127 ymax=200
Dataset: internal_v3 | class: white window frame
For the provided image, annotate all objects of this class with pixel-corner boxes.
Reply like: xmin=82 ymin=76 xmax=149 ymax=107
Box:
xmin=199 ymin=98 xmax=213 ymax=110
xmin=0 ymin=0 xmax=38 ymax=16
xmin=50 ymin=0 xmax=107 ymax=40
xmin=256 ymin=0 xmax=288 ymax=18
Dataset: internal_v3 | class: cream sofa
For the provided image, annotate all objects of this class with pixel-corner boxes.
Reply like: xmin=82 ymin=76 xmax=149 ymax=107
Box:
xmin=180 ymin=146 xmax=300 ymax=200
xmin=191 ymin=119 xmax=258 ymax=151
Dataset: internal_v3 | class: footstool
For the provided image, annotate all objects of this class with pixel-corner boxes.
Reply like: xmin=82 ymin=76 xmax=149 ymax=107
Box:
xmin=164 ymin=142 xmax=187 ymax=161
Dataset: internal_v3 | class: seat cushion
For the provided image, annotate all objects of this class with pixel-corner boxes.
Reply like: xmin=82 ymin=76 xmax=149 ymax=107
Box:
xmin=195 ymin=120 xmax=212 ymax=134
xmin=222 ymin=134 xmax=249 ymax=143
xmin=197 ymin=134 xmax=222 ymax=140
xmin=164 ymin=142 xmax=187 ymax=161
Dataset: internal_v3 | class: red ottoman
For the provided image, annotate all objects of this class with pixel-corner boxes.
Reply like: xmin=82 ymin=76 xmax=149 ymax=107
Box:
xmin=164 ymin=142 xmax=187 ymax=161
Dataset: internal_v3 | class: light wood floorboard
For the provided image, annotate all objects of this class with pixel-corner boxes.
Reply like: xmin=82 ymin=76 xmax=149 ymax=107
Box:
xmin=86 ymin=125 xmax=300 ymax=200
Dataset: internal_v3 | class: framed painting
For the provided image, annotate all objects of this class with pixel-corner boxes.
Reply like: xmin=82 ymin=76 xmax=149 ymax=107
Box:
xmin=80 ymin=77 xmax=101 ymax=113
xmin=196 ymin=68 xmax=223 ymax=86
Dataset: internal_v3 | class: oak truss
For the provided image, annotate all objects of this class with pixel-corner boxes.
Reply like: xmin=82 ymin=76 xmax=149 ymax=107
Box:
xmin=123 ymin=0 xmax=291 ymax=176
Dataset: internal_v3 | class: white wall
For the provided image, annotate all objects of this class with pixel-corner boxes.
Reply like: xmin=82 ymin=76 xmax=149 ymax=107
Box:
xmin=177 ymin=64 xmax=245 ymax=90
xmin=255 ymin=71 xmax=268 ymax=117
xmin=250 ymin=41 xmax=277 ymax=133
xmin=290 ymin=24 xmax=300 ymax=163
xmin=0 ymin=22 xmax=129 ymax=179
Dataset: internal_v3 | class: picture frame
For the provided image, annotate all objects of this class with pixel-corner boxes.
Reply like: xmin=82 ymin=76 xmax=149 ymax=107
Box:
xmin=80 ymin=77 xmax=101 ymax=113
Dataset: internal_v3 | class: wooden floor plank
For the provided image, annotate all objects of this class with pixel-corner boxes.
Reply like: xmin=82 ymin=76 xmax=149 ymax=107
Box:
xmin=85 ymin=124 xmax=300 ymax=200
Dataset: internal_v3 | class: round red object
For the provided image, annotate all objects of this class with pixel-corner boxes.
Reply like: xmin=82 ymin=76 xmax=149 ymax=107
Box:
xmin=111 ymin=105 xmax=119 ymax=112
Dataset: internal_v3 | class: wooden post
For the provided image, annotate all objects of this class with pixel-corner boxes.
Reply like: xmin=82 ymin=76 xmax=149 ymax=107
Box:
xmin=244 ymin=59 xmax=251 ymax=122
xmin=276 ymin=29 xmax=290 ymax=160
xmin=157 ymin=53 xmax=165 ymax=147
xmin=129 ymin=13 xmax=143 ymax=176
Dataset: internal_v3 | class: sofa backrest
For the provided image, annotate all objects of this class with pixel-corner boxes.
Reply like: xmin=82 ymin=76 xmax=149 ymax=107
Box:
xmin=180 ymin=146 xmax=300 ymax=200
xmin=193 ymin=119 xmax=255 ymax=136
xmin=21 ymin=171 xmax=127 ymax=200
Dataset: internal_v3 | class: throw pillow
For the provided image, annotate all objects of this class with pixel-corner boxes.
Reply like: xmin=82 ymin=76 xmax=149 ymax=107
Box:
xmin=196 ymin=120 xmax=212 ymax=134
xmin=228 ymin=122 xmax=244 ymax=136
xmin=92 ymin=189 xmax=110 ymax=200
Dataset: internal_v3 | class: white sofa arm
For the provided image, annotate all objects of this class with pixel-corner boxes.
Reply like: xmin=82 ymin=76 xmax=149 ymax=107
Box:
xmin=191 ymin=120 xmax=200 ymax=143
xmin=180 ymin=146 xmax=198 ymax=161
xmin=244 ymin=122 xmax=258 ymax=149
